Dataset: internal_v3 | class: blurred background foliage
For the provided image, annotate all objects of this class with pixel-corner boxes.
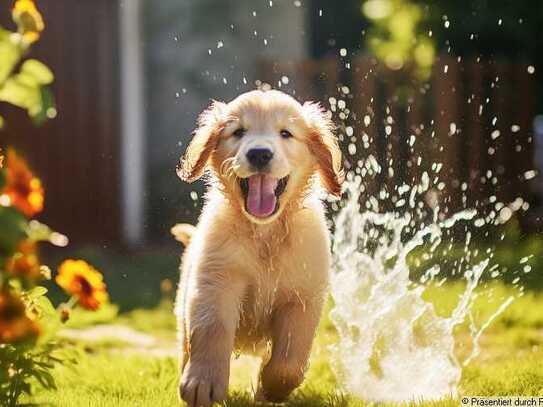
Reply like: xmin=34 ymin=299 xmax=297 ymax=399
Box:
xmin=312 ymin=0 xmax=541 ymax=100
xmin=316 ymin=0 xmax=541 ymax=59
xmin=362 ymin=0 xmax=435 ymax=79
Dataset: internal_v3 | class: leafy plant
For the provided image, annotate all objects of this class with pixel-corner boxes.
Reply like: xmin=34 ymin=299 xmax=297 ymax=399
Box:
xmin=0 ymin=2 xmax=109 ymax=405
xmin=362 ymin=0 xmax=436 ymax=80
xmin=0 ymin=0 xmax=55 ymax=127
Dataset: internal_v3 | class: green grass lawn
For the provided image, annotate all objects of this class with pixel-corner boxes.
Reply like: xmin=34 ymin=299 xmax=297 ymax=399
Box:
xmin=21 ymin=280 xmax=543 ymax=406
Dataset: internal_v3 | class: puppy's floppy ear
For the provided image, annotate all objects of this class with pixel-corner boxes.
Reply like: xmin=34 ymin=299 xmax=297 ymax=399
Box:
xmin=177 ymin=100 xmax=227 ymax=182
xmin=303 ymin=102 xmax=344 ymax=197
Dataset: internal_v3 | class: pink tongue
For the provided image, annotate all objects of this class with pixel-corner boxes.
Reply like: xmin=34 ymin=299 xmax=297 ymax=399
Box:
xmin=247 ymin=174 xmax=278 ymax=217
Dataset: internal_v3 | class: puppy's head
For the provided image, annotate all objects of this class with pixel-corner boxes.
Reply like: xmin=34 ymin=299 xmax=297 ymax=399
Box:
xmin=177 ymin=90 xmax=343 ymax=224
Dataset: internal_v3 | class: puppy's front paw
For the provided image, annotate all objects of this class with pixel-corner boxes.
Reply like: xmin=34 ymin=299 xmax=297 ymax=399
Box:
xmin=179 ymin=361 xmax=228 ymax=407
xmin=257 ymin=361 xmax=304 ymax=403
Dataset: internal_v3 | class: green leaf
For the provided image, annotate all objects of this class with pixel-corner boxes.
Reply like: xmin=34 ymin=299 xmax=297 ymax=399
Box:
xmin=34 ymin=295 xmax=56 ymax=315
xmin=0 ymin=170 xmax=5 ymax=190
xmin=32 ymin=86 xmax=56 ymax=126
xmin=0 ymin=75 xmax=55 ymax=126
xmin=27 ymin=286 xmax=48 ymax=298
xmin=0 ymin=114 xmax=4 ymax=129
xmin=0 ymin=75 xmax=41 ymax=112
xmin=0 ymin=27 xmax=22 ymax=85
xmin=20 ymin=59 xmax=54 ymax=85
xmin=0 ymin=58 xmax=55 ymax=126
xmin=0 ymin=206 xmax=27 ymax=255
xmin=26 ymin=219 xmax=54 ymax=241
xmin=33 ymin=369 xmax=56 ymax=390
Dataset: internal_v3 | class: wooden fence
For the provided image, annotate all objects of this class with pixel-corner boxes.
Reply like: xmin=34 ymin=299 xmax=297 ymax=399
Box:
xmin=260 ymin=55 xmax=537 ymax=213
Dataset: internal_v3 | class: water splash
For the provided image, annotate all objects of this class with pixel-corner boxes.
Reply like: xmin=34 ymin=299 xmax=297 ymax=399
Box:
xmin=329 ymin=177 xmax=512 ymax=402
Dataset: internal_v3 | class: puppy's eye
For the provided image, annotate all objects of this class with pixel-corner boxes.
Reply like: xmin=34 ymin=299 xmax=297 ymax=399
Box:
xmin=233 ymin=128 xmax=246 ymax=138
xmin=280 ymin=129 xmax=293 ymax=139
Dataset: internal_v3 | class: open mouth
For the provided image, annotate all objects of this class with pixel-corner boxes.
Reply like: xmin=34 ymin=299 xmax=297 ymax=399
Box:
xmin=239 ymin=175 xmax=289 ymax=218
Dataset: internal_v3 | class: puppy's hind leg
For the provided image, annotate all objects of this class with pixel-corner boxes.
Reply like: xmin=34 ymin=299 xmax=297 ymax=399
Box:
xmin=256 ymin=299 xmax=323 ymax=402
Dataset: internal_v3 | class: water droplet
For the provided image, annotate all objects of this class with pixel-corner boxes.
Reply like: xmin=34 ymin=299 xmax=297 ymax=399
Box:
xmin=499 ymin=207 xmax=512 ymax=222
xmin=46 ymin=107 xmax=57 ymax=119
xmin=527 ymin=65 xmax=535 ymax=74
xmin=339 ymin=48 xmax=347 ymax=57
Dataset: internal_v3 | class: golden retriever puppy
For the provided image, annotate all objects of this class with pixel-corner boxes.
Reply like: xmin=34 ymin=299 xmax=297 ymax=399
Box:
xmin=174 ymin=89 xmax=343 ymax=407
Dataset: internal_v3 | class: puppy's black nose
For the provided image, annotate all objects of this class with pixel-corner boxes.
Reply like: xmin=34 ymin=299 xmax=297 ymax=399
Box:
xmin=246 ymin=148 xmax=274 ymax=169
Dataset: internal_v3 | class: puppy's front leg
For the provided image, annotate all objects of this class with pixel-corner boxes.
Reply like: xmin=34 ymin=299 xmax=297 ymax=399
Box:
xmin=180 ymin=270 xmax=245 ymax=407
xmin=257 ymin=299 xmax=323 ymax=402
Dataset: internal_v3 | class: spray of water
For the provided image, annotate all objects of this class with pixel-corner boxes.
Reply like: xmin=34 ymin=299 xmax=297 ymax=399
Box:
xmin=329 ymin=175 xmax=514 ymax=402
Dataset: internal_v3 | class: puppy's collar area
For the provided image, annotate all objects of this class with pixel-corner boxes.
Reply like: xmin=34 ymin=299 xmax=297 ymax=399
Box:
xmin=239 ymin=175 xmax=289 ymax=218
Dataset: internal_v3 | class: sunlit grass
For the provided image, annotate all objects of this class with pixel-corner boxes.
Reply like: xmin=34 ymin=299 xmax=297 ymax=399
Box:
xmin=23 ymin=281 xmax=543 ymax=406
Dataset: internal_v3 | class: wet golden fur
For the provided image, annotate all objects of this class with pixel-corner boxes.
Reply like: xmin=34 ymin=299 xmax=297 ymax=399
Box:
xmin=175 ymin=90 xmax=343 ymax=407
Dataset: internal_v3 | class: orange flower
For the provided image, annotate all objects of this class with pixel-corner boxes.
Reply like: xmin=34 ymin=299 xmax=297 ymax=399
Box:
xmin=5 ymin=240 xmax=41 ymax=281
xmin=12 ymin=0 xmax=44 ymax=44
xmin=0 ymin=290 xmax=40 ymax=343
xmin=55 ymin=260 xmax=108 ymax=310
xmin=1 ymin=149 xmax=44 ymax=217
